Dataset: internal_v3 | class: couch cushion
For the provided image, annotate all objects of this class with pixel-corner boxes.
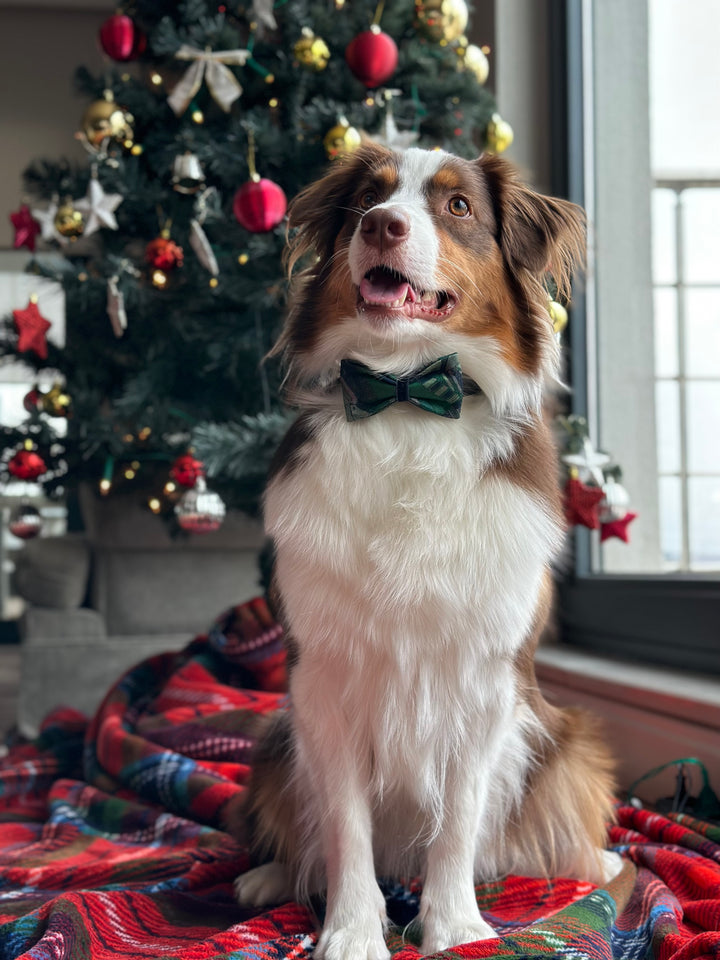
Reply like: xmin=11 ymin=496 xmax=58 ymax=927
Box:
xmin=13 ymin=535 xmax=90 ymax=610
xmin=91 ymin=547 xmax=262 ymax=635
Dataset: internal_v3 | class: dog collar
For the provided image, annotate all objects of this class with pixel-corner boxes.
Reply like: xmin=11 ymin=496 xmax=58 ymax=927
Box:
xmin=339 ymin=353 xmax=480 ymax=422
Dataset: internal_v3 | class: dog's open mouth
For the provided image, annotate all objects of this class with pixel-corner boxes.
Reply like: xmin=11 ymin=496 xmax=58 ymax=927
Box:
xmin=357 ymin=266 xmax=457 ymax=321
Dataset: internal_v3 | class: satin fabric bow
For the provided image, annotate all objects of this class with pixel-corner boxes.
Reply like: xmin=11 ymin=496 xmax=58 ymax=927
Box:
xmin=168 ymin=45 xmax=251 ymax=116
xmin=340 ymin=354 xmax=464 ymax=421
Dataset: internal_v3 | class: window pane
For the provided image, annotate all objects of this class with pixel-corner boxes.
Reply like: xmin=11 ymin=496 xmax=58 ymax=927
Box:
xmin=688 ymin=476 xmax=720 ymax=570
xmin=656 ymin=380 xmax=681 ymax=474
xmin=686 ymin=382 xmax=720 ymax=473
xmin=654 ymin=287 xmax=678 ymax=377
xmin=682 ymin=190 xmax=720 ymax=283
xmin=651 ymin=188 xmax=677 ymax=284
xmin=685 ymin=288 xmax=720 ymax=377
xmin=659 ymin=475 xmax=682 ymax=569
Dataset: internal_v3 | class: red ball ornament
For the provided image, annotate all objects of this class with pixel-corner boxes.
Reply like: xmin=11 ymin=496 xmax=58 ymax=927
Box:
xmin=145 ymin=235 xmax=184 ymax=271
xmin=99 ymin=14 xmax=146 ymax=62
xmin=23 ymin=387 xmax=42 ymax=413
xmin=345 ymin=25 xmax=399 ymax=87
xmin=233 ymin=177 xmax=287 ymax=233
xmin=170 ymin=453 xmax=205 ymax=488
xmin=8 ymin=449 xmax=47 ymax=481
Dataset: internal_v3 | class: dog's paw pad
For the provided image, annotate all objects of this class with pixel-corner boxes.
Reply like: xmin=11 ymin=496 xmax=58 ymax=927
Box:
xmin=314 ymin=927 xmax=390 ymax=960
xmin=233 ymin=862 xmax=293 ymax=908
xmin=421 ymin=916 xmax=497 ymax=954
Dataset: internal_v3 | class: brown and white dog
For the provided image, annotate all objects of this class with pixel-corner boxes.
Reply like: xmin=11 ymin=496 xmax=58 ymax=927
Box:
xmin=231 ymin=145 xmax=619 ymax=960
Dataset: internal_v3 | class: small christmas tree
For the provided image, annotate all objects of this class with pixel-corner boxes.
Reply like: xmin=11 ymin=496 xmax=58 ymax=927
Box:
xmin=4 ymin=0 xmax=502 ymax=526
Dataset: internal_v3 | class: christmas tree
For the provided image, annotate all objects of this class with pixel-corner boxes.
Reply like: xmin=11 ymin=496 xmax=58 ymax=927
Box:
xmin=4 ymin=0 xmax=502 ymax=528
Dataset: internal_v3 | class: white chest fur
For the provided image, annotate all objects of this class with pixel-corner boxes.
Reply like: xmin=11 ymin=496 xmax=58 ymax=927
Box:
xmin=266 ymin=403 xmax=562 ymax=660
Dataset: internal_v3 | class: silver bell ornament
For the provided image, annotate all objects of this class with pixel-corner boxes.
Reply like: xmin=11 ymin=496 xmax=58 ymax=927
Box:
xmin=174 ymin=476 xmax=226 ymax=533
xmin=171 ymin=151 xmax=206 ymax=195
xmin=599 ymin=476 xmax=631 ymax=523
xmin=8 ymin=503 xmax=42 ymax=540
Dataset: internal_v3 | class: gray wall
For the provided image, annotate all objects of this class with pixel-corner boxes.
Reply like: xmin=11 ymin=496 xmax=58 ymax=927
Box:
xmin=0 ymin=4 xmax=107 ymax=250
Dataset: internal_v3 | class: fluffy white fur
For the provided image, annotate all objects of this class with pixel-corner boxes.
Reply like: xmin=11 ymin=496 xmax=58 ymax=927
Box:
xmin=235 ymin=148 xmax=620 ymax=960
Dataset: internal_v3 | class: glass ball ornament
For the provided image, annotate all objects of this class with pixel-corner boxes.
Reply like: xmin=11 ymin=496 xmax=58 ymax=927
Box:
xmin=54 ymin=202 xmax=85 ymax=240
xmin=485 ymin=113 xmax=514 ymax=154
xmin=415 ymin=0 xmax=469 ymax=43
xmin=345 ymin=25 xmax=398 ymax=87
xmin=145 ymin=234 xmax=184 ymax=271
xmin=80 ymin=96 xmax=135 ymax=148
xmin=294 ymin=28 xmax=331 ymax=71
xmin=460 ymin=43 xmax=489 ymax=85
xmin=170 ymin=453 xmax=204 ymax=488
xmin=175 ymin=476 xmax=226 ymax=533
xmin=8 ymin=503 xmax=42 ymax=540
xmin=40 ymin=382 xmax=72 ymax=418
xmin=323 ymin=119 xmax=362 ymax=159
xmin=233 ymin=176 xmax=287 ymax=232
xmin=8 ymin=449 xmax=47 ymax=481
xmin=98 ymin=13 xmax=146 ymax=61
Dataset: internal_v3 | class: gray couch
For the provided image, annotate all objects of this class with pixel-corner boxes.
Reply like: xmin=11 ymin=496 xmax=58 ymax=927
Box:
xmin=13 ymin=487 xmax=265 ymax=735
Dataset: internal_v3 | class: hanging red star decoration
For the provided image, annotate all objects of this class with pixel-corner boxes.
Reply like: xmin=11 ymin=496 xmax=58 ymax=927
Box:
xmin=13 ymin=298 xmax=52 ymax=360
xmin=9 ymin=204 xmax=41 ymax=252
xmin=564 ymin=476 xmax=604 ymax=529
xmin=601 ymin=511 xmax=638 ymax=543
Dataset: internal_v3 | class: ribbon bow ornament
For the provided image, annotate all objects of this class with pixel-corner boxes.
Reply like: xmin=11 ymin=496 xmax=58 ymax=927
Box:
xmin=168 ymin=45 xmax=251 ymax=116
xmin=340 ymin=354 xmax=464 ymax=421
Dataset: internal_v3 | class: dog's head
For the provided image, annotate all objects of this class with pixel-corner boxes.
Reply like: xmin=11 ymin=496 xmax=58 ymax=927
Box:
xmin=278 ymin=144 xmax=584 ymax=416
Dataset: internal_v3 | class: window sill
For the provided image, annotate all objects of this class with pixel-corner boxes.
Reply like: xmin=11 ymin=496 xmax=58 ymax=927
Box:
xmin=535 ymin=644 xmax=720 ymax=800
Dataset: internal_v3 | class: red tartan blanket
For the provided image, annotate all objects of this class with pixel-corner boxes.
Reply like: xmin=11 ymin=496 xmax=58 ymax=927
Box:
xmin=1 ymin=597 xmax=719 ymax=959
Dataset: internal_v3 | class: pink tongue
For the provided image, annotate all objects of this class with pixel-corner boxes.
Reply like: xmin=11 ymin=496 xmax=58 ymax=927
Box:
xmin=360 ymin=275 xmax=416 ymax=305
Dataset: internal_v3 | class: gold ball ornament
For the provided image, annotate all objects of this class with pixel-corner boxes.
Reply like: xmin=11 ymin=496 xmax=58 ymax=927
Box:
xmin=548 ymin=299 xmax=568 ymax=335
xmin=81 ymin=96 xmax=135 ymax=148
xmin=460 ymin=43 xmax=489 ymax=85
xmin=323 ymin=119 xmax=362 ymax=160
xmin=54 ymin=202 xmax=85 ymax=240
xmin=294 ymin=28 xmax=331 ymax=71
xmin=485 ymin=113 xmax=514 ymax=154
xmin=415 ymin=0 xmax=469 ymax=43
xmin=40 ymin=382 xmax=72 ymax=417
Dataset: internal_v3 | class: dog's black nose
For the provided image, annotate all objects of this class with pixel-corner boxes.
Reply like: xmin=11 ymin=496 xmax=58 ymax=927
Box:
xmin=360 ymin=207 xmax=410 ymax=251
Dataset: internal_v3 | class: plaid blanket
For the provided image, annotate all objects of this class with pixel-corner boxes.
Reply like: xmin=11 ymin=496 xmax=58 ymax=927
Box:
xmin=1 ymin=597 xmax=719 ymax=960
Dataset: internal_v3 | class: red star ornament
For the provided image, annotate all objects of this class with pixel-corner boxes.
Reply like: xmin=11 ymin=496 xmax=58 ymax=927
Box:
xmin=564 ymin=476 xmax=604 ymax=529
xmin=601 ymin=510 xmax=638 ymax=543
xmin=9 ymin=204 xmax=41 ymax=251
xmin=13 ymin=299 xmax=52 ymax=360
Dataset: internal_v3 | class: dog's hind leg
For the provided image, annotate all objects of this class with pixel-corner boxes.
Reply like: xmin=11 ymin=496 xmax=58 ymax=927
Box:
xmin=234 ymin=861 xmax=294 ymax=907
xmin=493 ymin=705 xmax=619 ymax=885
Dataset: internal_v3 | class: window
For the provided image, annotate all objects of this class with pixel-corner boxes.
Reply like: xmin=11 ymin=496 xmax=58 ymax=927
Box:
xmin=558 ymin=0 xmax=720 ymax=673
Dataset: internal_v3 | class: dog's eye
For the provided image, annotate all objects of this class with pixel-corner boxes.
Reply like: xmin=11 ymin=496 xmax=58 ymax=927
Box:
xmin=359 ymin=191 xmax=379 ymax=210
xmin=447 ymin=196 xmax=471 ymax=217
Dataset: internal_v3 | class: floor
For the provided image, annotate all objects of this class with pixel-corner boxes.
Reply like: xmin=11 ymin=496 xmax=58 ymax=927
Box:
xmin=0 ymin=644 xmax=19 ymax=740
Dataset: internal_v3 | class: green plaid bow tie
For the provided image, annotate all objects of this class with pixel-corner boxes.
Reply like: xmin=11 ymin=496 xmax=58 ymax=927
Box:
xmin=340 ymin=354 xmax=464 ymax=421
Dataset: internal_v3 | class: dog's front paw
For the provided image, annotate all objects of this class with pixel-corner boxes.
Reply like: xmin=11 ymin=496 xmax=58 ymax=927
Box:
xmin=314 ymin=924 xmax=390 ymax=960
xmin=420 ymin=913 xmax=497 ymax=955
xmin=234 ymin=862 xmax=293 ymax=908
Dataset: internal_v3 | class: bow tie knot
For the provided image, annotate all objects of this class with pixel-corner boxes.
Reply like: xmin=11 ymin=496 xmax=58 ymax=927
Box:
xmin=340 ymin=354 xmax=464 ymax=421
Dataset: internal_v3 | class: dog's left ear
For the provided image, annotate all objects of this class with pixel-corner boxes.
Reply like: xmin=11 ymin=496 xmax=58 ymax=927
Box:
xmin=478 ymin=153 xmax=585 ymax=300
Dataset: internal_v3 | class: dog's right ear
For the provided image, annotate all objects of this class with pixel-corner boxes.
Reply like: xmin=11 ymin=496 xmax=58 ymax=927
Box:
xmin=286 ymin=144 xmax=395 ymax=275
